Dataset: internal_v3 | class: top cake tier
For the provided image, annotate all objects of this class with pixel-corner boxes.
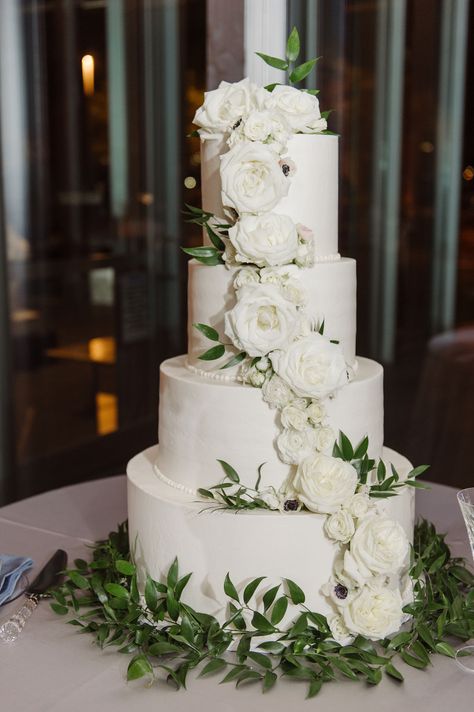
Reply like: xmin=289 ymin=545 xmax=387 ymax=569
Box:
xmin=201 ymin=134 xmax=339 ymax=259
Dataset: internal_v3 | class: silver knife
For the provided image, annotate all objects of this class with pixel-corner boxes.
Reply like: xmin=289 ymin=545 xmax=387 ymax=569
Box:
xmin=0 ymin=549 xmax=68 ymax=643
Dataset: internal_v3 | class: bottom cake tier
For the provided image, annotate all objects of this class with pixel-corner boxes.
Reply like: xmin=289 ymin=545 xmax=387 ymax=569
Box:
xmin=127 ymin=445 xmax=415 ymax=621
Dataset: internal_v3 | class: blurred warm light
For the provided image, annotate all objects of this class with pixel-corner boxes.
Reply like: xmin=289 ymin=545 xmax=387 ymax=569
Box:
xmin=462 ymin=165 xmax=474 ymax=181
xmin=96 ymin=392 xmax=118 ymax=435
xmin=88 ymin=337 xmax=116 ymax=364
xmin=138 ymin=192 xmax=154 ymax=205
xmin=420 ymin=141 xmax=434 ymax=153
xmin=82 ymin=54 xmax=95 ymax=96
xmin=184 ymin=176 xmax=197 ymax=189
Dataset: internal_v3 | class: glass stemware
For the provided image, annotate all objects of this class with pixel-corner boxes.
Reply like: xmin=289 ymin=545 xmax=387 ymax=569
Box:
xmin=455 ymin=488 xmax=474 ymax=673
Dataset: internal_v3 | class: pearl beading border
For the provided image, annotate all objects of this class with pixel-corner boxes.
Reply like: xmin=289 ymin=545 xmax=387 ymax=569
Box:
xmin=153 ymin=461 xmax=198 ymax=496
xmin=185 ymin=359 xmax=237 ymax=382
xmin=313 ymin=253 xmax=341 ymax=263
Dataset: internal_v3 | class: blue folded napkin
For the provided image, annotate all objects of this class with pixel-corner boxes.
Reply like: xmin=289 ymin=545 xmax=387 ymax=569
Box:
xmin=0 ymin=555 xmax=34 ymax=605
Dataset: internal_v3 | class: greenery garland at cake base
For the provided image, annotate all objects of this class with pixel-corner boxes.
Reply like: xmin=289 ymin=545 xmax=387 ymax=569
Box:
xmin=50 ymin=520 xmax=474 ymax=698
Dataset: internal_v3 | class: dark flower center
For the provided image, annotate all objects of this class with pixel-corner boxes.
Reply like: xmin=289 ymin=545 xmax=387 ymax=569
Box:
xmin=334 ymin=584 xmax=348 ymax=600
xmin=283 ymin=499 xmax=299 ymax=511
xmin=281 ymin=163 xmax=290 ymax=176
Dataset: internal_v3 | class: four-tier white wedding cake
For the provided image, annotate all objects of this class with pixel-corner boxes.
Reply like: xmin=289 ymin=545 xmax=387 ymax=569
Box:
xmin=128 ymin=70 xmax=417 ymax=644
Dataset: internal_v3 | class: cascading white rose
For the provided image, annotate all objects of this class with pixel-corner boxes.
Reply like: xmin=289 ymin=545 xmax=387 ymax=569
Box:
xmin=193 ymin=78 xmax=257 ymax=138
xmin=328 ymin=614 xmax=354 ymax=646
xmin=270 ymin=332 xmax=349 ymax=399
xmin=342 ymin=584 xmax=404 ymax=641
xmin=292 ymin=453 xmax=358 ymax=514
xmin=324 ymin=509 xmax=355 ymax=544
xmin=262 ymin=374 xmax=293 ymax=409
xmin=343 ymin=516 xmax=409 ymax=586
xmin=314 ymin=426 xmax=336 ymax=453
xmin=228 ymin=213 xmax=299 ymax=267
xmin=233 ymin=266 xmax=260 ymax=290
xmin=280 ymin=399 xmax=308 ymax=431
xmin=277 ymin=427 xmax=316 ymax=465
xmin=307 ymin=400 xmax=325 ymax=426
xmin=260 ymin=265 xmax=306 ymax=305
xmin=220 ymin=142 xmax=290 ymax=214
xmin=224 ymin=283 xmax=300 ymax=357
xmin=267 ymin=85 xmax=327 ymax=133
xmin=347 ymin=492 xmax=371 ymax=519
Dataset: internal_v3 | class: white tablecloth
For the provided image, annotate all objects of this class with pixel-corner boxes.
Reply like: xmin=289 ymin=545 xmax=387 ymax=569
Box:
xmin=0 ymin=477 xmax=472 ymax=711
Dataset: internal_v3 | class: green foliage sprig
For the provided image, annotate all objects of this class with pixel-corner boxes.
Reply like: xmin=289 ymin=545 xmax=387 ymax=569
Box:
xmin=198 ymin=460 xmax=274 ymax=510
xmin=331 ymin=432 xmax=430 ymax=498
xmin=193 ymin=322 xmax=247 ymax=368
xmin=181 ymin=204 xmax=231 ymax=266
xmin=257 ymin=26 xmax=320 ymax=91
xmin=50 ymin=520 xmax=474 ymax=696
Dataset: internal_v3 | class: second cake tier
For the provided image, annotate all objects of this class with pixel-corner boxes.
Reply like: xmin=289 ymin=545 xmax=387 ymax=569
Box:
xmin=156 ymin=355 xmax=383 ymax=493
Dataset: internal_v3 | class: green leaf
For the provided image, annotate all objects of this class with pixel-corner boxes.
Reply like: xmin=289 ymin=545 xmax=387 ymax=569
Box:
xmin=400 ymin=650 xmax=428 ymax=669
xmin=263 ymin=669 xmax=277 ymax=693
xmin=377 ymin=460 xmax=386 ymax=483
xmin=416 ymin=623 xmax=437 ymax=650
xmin=220 ymin=665 xmax=247 ymax=684
xmin=403 ymin=479 xmax=431 ymax=490
xmin=199 ymin=657 xmax=227 ymax=677
xmin=73 ymin=558 xmax=88 ymax=570
xmin=224 ymin=573 xmax=240 ymax=602
xmin=286 ymin=26 xmax=300 ymax=62
xmin=235 ymin=669 xmax=263 ymax=687
xmin=307 ymin=679 xmax=323 ymax=698
xmin=166 ymin=589 xmax=180 ymax=621
xmin=251 ymin=611 xmax=276 ymax=634
xmin=68 ymin=571 xmax=90 ymax=589
xmin=148 ymin=641 xmax=182 ymax=656
xmin=353 ymin=436 xmax=369 ymax=459
xmin=247 ymin=651 xmax=273 ymax=669
xmin=175 ymin=572 xmax=192 ymax=600
xmin=182 ymin=246 xmax=223 ymax=266
xmin=258 ymin=640 xmax=286 ymax=654
xmin=205 ymin=223 xmax=225 ymax=251
xmin=198 ymin=344 xmax=225 ymax=361
xmin=264 ymin=83 xmax=280 ymax=92
xmin=271 ymin=596 xmax=288 ymax=625
xmin=197 ymin=488 xmax=214 ymax=499
xmin=450 ymin=565 xmax=474 ymax=584
xmin=219 ymin=352 xmax=247 ymax=370
xmin=144 ymin=576 xmax=158 ymax=612
xmin=115 ymin=560 xmax=135 ymax=576
xmin=290 ymin=613 xmax=308 ymax=636
xmin=408 ymin=465 xmax=430 ymax=478
xmin=385 ymin=662 xmax=404 ymax=681
xmin=104 ymin=583 xmax=129 ymax=600
xmin=255 ymin=52 xmax=288 ymax=71
xmin=318 ymin=318 xmax=325 ymax=335
xmin=50 ymin=602 xmax=69 ymax=615
xmin=285 ymin=578 xmax=305 ymax=604
xmin=331 ymin=657 xmax=358 ymax=680
xmin=255 ymin=462 xmax=265 ymax=491
xmin=428 ymin=553 xmax=446 ymax=573
xmin=339 ymin=431 xmax=354 ymax=461
xmin=193 ymin=322 xmax=220 ymax=342
xmin=289 ymin=58 xmax=319 ymax=84
xmin=167 ymin=557 xmax=179 ymax=590
xmin=243 ymin=576 xmax=266 ymax=605
xmin=263 ymin=584 xmax=280 ymax=612
xmin=127 ymin=654 xmax=153 ymax=681
xmin=435 ymin=642 xmax=456 ymax=658
xmin=218 ymin=460 xmax=240 ymax=483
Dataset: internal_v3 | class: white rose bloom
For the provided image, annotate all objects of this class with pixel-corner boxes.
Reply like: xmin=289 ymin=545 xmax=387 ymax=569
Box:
xmin=193 ymin=78 xmax=257 ymax=138
xmin=228 ymin=213 xmax=299 ymax=267
xmin=258 ymin=486 xmax=281 ymax=510
xmin=342 ymin=584 xmax=404 ymax=641
xmin=220 ymin=142 xmax=290 ymax=215
xmin=270 ymin=332 xmax=349 ymax=399
xmin=347 ymin=492 xmax=371 ymax=519
xmin=307 ymin=400 xmax=325 ymax=426
xmin=324 ymin=509 xmax=356 ymax=544
xmin=255 ymin=356 xmax=271 ymax=372
xmin=314 ymin=426 xmax=336 ymax=453
xmin=292 ymin=453 xmax=358 ymax=514
xmin=267 ymin=85 xmax=327 ymax=134
xmin=233 ymin=266 xmax=260 ymax=290
xmin=296 ymin=223 xmax=314 ymax=243
xmin=328 ymin=614 xmax=354 ymax=646
xmin=295 ymin=240 xmax=314 ymax=268
xmin=343 ymin=516 xmax=409 ymax=586
xmin=280 ymin=400 xmax=308 ymax=431
xmin=242 ymin=109 xmax=274 ymax=142
xmin=224 ymin=283 xmax=300 ymax=358
xmin=277 ymin=427 xmax=316 ymax=465
xmin=262 ymin=374 xmax=294 ymax=409
xmin=260 ymin=264 xmax=299 ymax=282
